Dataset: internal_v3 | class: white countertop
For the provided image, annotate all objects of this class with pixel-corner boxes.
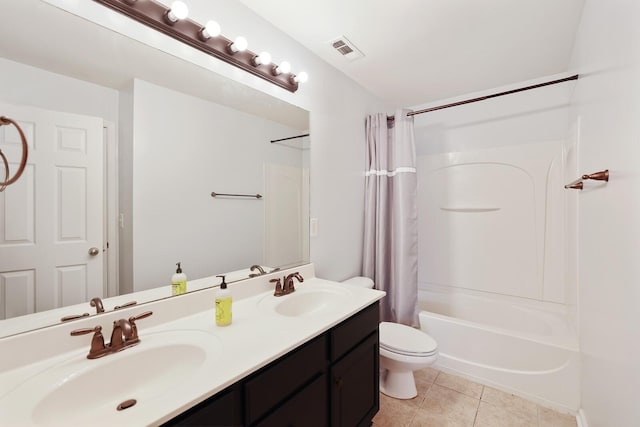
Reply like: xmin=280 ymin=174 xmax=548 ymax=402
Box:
xmin=0 ymin=264 xmax=385 ymax=426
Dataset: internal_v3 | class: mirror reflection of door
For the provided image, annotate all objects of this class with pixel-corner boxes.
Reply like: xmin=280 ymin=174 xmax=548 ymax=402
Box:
xmin=264 ymin=163 xmax=308 ymax=267
xmin=0 ymin=103 xmax=104 ymax=319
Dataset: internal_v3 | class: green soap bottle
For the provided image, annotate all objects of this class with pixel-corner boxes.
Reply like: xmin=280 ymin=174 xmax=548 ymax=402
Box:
xmin=215 ymin=275 xmax=232 ymax=326
xmin=171 ymin=262 xmax=187 ymax=296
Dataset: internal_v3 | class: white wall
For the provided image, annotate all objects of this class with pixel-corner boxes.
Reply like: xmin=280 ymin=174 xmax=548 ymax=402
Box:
xmin=568 ymin=1 xmax=640 ymax=425
xmin=0 ymin=57 xmax=118 ymax=123
xmin=412 ymin=77 xmax=573 ymax=156
xmin=130 ymin=79 xmax=306 ymax=291
xmin=188 ymin=0 xmax=393 ymax=281
xmin=46 ymin=0 xmax=392 ymax=283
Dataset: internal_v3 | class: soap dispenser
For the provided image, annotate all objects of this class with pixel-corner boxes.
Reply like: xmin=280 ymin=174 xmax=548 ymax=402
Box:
xmin=171 ymin=262 xmax=187 ymax=296
xmin=215 ymin=275 xmax=232 ymax=326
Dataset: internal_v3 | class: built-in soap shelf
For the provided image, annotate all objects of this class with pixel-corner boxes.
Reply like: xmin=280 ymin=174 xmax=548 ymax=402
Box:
xmin=440 ymin=207 xmax=501 ymax=213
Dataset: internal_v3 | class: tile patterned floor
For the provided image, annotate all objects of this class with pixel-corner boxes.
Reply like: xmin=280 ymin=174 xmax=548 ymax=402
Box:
xmin=372 ymin=368 xmax=577 ymax=427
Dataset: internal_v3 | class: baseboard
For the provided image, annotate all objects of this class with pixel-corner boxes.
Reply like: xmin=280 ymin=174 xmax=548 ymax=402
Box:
xmin=576 ymin=409 xmax=588 ymax=427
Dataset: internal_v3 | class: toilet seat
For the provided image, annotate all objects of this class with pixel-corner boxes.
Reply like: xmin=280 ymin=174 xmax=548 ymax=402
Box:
xmin=379 ymin=322 xmax=438 ymax=357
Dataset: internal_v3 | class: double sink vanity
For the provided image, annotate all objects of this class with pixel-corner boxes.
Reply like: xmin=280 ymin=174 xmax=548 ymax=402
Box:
xmin=0 ymin=264 xmax=385 ymax=426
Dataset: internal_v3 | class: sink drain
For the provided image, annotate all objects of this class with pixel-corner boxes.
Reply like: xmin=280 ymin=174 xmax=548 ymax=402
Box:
xmin=117 ymin=399 xmax=137 ymax=411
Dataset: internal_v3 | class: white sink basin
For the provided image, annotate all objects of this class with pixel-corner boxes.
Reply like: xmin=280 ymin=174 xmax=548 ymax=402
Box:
xmin=0 ymin=330 xmax=220 ymax=426
xmin=259 ymin=283 xmax=353 ymax=317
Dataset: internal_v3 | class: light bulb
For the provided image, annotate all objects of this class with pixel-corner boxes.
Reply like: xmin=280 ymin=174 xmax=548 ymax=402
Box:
xmin=274 ymin=61 xmax=291 ymax=75
xmin=293 ymin=71 xmax=309 ymax=84
xmin=253 ymin=51 xmax=272 ymax=66
xmin=200 ymin=20 xmax=221 ymax=39
xmin=166 ymin=1 xmax=188 ymax=23
xmin=228 ymin=36 xmax=248 ymax=53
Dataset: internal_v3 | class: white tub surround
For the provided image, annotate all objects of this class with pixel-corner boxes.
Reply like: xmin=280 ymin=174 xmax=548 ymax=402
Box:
xmin=413 ymin=137 xmax=579 ymax=414
xmin=418 ymin=287 xmax=579 ymax=414
xmin=417 ymin=140 xmax=571 ymax=305
xmin=0 ymin=264 xmax=385 ymax=426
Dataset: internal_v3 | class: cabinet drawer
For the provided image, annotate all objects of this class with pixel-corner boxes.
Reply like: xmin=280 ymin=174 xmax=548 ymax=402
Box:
xmin=163 ymin=384 xmax=241 ymax=427
xmin=244 ymin=335 xmax=327 ymax=425
xmin=330 ymin=302 xmax=379 ymax=361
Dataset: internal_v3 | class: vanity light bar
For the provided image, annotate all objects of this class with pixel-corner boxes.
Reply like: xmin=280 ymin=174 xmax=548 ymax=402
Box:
xmin=92 ymin=0 xmax=306 ymax=93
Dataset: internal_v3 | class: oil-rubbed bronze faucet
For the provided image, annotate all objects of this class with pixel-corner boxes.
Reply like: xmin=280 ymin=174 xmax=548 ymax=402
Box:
xmin=270 ymin=272 xmax=304 ymax=297
xmin=62 ymin=297 xmax=134 ymax=322
xmin=90 ymin=297 xmax=105 ymax=314
xmin=283 ymin=272 xmax=304 ymax=294
xmin=70 ymin=311 xmax=153 ymax=359
xmin=249 ymin=264 xmax=267 ymax=278
xmin=109 ymin=319 xmax=134 ymax=350
xmin=251 ymin=265 xmax=266 ymax=274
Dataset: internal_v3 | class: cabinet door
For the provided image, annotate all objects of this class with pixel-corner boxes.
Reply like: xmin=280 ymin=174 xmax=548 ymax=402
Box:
xmin=245 ymin=335 xmax=327 ymax=425
xmin=254 ymin=374 xmax=327 ymax=427
xmin=330 ymin=332 xmax=379 ymax=427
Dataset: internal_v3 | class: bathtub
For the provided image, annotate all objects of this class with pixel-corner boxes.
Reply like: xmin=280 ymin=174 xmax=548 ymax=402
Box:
xmin=418 ymin=287 xmax=580 ymax=413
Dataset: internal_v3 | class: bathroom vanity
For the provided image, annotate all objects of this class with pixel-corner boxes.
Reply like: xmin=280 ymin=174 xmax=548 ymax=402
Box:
xmin=166 ymin=302 xmax=380 ymax=427
xmin=0 ymin=264 xmax=385 ymax=427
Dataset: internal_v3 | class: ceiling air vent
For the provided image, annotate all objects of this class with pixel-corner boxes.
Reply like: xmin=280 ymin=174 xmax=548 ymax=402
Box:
xmin=329 ymin=36 xmax=364 ymax=61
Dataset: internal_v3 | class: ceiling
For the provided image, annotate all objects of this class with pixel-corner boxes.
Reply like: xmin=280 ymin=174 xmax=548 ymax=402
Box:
xmin=238 ymin=0 xmax=586 ymax=107
xmin=2 ymin=1 xmax=585 ymax=113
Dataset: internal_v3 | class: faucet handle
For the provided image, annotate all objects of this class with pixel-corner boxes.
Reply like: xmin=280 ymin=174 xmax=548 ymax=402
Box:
xmin=70 ymin=325 xmax=102 ymax=336
xmin=128 ymin=311 xmax=153 ymax=323
xmin=270 ymin=278 xmax=284 ymax=296
xmin=61 ymin=312 xmax=90 ymax=322
xmin=71 ymin=326 xmax=106 ymax=359
xmin=114 ymin=301 xmax=137 ymax=310
xmin=128 ymin=311 xmax=153 ymax=341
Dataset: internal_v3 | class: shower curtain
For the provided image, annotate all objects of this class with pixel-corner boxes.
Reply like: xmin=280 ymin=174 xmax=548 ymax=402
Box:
xmin=363 ymin=109 xmax=419 ymax=326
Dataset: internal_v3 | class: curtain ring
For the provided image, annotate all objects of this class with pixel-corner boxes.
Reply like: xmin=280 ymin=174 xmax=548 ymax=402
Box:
xmin=0 ymin=116 xmax=29 ymax=192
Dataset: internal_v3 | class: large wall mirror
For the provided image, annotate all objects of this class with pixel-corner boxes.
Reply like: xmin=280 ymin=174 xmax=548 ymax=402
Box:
xmin=0 ymin=0 xmax=310 ymax=338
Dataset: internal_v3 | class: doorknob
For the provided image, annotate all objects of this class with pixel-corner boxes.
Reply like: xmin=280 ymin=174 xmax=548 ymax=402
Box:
xmin=88 ymin=247 xmax=100 ymax=256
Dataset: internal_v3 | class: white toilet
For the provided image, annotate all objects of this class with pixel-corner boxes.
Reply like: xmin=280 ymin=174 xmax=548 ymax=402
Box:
xmin=342 ymin=277 xmax=438 ymax=399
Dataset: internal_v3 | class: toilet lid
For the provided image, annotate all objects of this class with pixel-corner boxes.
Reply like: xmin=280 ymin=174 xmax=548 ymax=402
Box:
xmin=379 ymin=322 xmax=438 ymax=356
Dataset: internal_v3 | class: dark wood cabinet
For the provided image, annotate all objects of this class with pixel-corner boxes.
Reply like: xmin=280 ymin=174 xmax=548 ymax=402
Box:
xmin=163 ymin=301 xmax=379 ymax=427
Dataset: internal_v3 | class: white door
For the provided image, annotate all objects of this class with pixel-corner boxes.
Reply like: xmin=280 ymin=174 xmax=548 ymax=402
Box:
xmin=264 ymin=163 xmax=305 ymax=267
xmin=0 ymin=103 xmax=104 ymax=319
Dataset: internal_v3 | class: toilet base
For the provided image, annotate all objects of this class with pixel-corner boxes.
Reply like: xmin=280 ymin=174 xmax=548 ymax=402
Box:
xmin=380 ymin=370 xmax=418 ymax=399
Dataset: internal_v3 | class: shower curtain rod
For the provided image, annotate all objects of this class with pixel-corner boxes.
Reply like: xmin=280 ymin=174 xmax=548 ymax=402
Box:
xmin=391 ymin=74 xmax=579 ymax=119
xmin=270 ymin=133 xmax=310 ymax=143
